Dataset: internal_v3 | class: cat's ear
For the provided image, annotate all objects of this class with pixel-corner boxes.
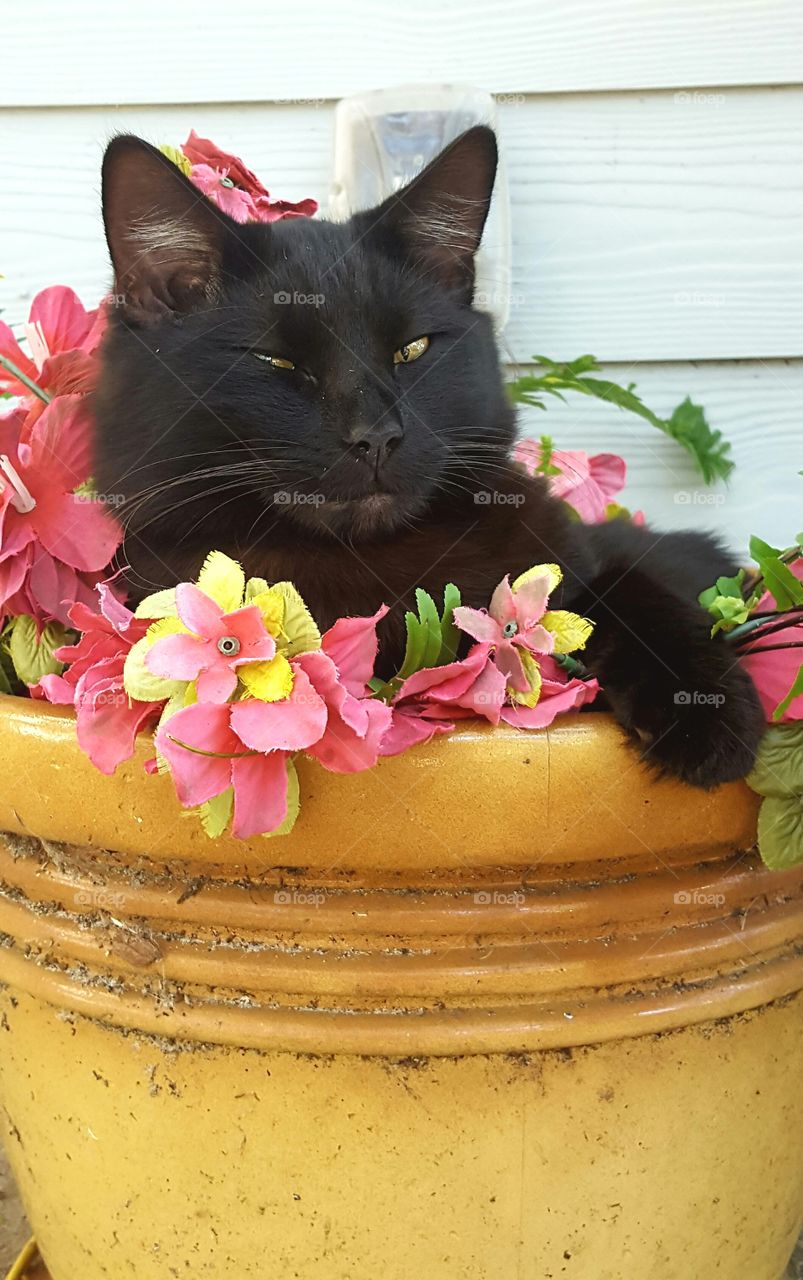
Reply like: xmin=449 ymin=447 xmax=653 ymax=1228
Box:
xmin=102 ymin=135 xmax=240 ymax=325
xmin=366 ymin=125 xmax=497 ymax=298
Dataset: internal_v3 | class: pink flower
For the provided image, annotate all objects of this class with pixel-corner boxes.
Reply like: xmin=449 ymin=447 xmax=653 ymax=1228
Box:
xmin=0 ymin=398 xmax=122 ymax=625
xmin=0 ymin=286 xmax=104 ymax=416
xmin=739 ymin=561 xmax=803 ymax=722
xmin=38 ymin=585 xmax=161 ymax=774
xmin=514 ymin=440 xmax=627 ymax=523
xmin=380 ymin=644 xmax=506 ymax=756
xmin=145 ymin=584 xmax=277 ymax=702
xmin=228 ymin=609 xmax=393 ymax=774
xmin=182 ymin=131 xmax=318 ymax=224
xmin=500 ymin=655 xmax=600 ymax=729
xmin=157 ymin=611 xmax=392 ymax=837
xmin=156 ymin=702 xmax=294 ymax=839
xmin=453 ymin=570 xmax=557 ymax=692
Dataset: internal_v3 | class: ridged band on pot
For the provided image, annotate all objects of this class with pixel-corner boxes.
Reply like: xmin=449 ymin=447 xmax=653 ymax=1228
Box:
xmin=0 ymin=700 xmax=798 ymax=1056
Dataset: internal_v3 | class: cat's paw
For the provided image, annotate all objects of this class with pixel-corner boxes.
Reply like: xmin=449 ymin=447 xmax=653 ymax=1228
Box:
xmin=612 ymin=663 xmax=766 ymax=789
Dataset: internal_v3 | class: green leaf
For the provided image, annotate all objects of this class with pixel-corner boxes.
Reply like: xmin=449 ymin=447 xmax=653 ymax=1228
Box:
xmin=773 ymin=663 xmax=803 ymax=722
xmin=200 ymin=788 xmax=233 ymax=838
xmin=757 ymin=794 xmax=803 ymax=870
xmin=664 ymin=398 xmax=733 ymax=485
xmin=124 ymin=637 xmax=184 ymax=702
xmin=747 ymin=724 xmax=803 ymax=798
xmin=0 ymin=642 xmax=21 ymax=695
xmin=134 ymin=588 xmax=178 ymax=619
xmin=396 ymin=611 xmax=428 ymax=681
xmin=438 ymin=583 xmax=462 ymax=664
xmin=749 ymin=536 xmax=803 ymax=609
xmin=415 ymin=588 xmax=443 ymax=669
xmin=507 ymin=357 xmax=734 ymax=483
xmin=715 ymin=571 xmax=745 ymax=598
xmin=8 ymin=616 xmax=69 ymax=685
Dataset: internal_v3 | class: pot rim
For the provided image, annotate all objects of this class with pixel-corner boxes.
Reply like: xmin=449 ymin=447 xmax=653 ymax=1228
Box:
xmin=0 ymin=694 xmax=759 ymax=873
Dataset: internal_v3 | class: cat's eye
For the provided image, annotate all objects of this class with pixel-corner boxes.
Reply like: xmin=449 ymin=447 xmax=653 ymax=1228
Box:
xmin=393 ymin=336 xmax=430 ymax=365
xmin=254 ymin=353 xmax=296 ymax=371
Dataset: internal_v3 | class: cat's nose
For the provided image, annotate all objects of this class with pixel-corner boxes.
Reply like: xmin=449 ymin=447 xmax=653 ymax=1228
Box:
xmin=345 ymin=420 xmax=403 ymax=471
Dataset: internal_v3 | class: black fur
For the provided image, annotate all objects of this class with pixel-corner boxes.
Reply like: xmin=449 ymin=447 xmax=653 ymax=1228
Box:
xmin=92 ymin=128 xmax=764 ymax=787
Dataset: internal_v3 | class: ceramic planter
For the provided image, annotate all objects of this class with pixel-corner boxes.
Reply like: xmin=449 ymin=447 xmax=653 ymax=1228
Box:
xmin=1 ymin=693 xmax=802 ymax=1279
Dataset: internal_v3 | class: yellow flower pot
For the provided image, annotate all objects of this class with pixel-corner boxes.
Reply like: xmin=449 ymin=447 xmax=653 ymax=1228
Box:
xmin=1 ymin=693 xmax=802 ymax=1279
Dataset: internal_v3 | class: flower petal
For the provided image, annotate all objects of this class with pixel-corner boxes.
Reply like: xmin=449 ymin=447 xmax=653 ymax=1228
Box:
xmin=175 ymin=582 xmax=224 ymax=636
xmin=31 ymin=490 xmax=121 ymax=572
xmin=321 ymin=605 xmax=388 ymax=695
xmin=146 ymin=630 xmax=210 ymax=681
xmin=512 ymin=563 xmax=563 ymax=596
xmin=232 ymin=665 xmax=327 ymax=751
xmin=156 ymin=703 xmax=238 ymax=806
xmin=588 ymin=453 xmax=627 ymax=502
xmin=231 ymin=752 xmax=292 ymax=838
xmin=238 ymin=653 xmax=294 ymax=702
xmin=452 ymin=606 xmax=499 ymax=645
xmin=196 ymin=666 xmax=238 ymax=703
xmin=541 ymin=610 xmax=594 ymax=654
xmin=196 ymin=550 xmax=245 ymax=613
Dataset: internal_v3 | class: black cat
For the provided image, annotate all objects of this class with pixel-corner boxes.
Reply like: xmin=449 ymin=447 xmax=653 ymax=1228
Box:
xmin=92 ymin=126 xmax=765 ymax=788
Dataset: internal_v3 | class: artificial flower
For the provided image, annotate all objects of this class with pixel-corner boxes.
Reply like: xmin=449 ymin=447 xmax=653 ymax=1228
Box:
xmin=145 ymin=586 xmax=281 ymax=703
xmin=453 ymin=564 xmax=593 ymax=694
xmin=514 ymin=439 xmax=630 ymax=524
xmin=37 ymin=584 xmax=161 ymax=774
xmin=739 ymin=560 xmax=803 ymax=723
xmin=0 ymin=400 xmax=122 ymax=625
xmin=500 ymin=654 xmax=600 ymax=729
xmin=154 ymin=583 xmax=391 ymax=836
xmin=156 ymin=701 xmax=296 ymax=839
xmin=181 ymin=131 xmax=318 ymax=224
xmin=0 ymin=286 xmax=104 ymax=417
xmin=380 ymin=643 xmax=507 ymax=756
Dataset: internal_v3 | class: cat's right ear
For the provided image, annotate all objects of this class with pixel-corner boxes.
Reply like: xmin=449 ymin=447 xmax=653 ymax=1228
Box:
xmin=102 ymin=135 xmax=239 ymax=326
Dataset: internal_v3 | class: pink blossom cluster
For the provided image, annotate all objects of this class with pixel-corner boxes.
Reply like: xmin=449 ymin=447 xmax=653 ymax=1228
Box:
xmin=38 ymin=554 xmax=601 ymax=839
xmin=181 ymin=131 xmax=318 ymax=224
xmin=0 ymin=289 xmax=122 ymax=627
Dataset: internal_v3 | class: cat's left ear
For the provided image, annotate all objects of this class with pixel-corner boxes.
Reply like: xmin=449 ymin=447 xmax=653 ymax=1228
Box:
xmin=362 ymin=125 xmax=497 ymax=299
xmin=101 ymin=134 xmax=245 ymax=326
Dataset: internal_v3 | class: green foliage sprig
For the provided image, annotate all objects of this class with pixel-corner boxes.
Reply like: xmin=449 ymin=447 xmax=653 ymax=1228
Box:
xmin=507 ymin=354 xmax=734 ymax=484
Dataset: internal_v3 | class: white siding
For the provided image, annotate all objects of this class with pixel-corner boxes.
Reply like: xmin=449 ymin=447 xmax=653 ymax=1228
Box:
xmin=1 ymin=1 xmax=800 ymax=553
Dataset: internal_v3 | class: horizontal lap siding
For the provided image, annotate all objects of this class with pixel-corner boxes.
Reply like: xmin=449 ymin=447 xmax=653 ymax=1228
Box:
xmin=1 ymin=0 xmax=802 ymax=104
xmin=2 ymin=90 xmax=801 ymax=362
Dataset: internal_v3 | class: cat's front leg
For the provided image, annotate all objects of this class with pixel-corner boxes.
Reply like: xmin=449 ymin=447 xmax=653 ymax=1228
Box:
xmin=566 ymin=531 xmax=765 ymax=788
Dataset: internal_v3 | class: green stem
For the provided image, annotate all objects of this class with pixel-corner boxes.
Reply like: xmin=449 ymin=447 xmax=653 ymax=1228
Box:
xmin=0 ymin=353 xmax=50 ymax=404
